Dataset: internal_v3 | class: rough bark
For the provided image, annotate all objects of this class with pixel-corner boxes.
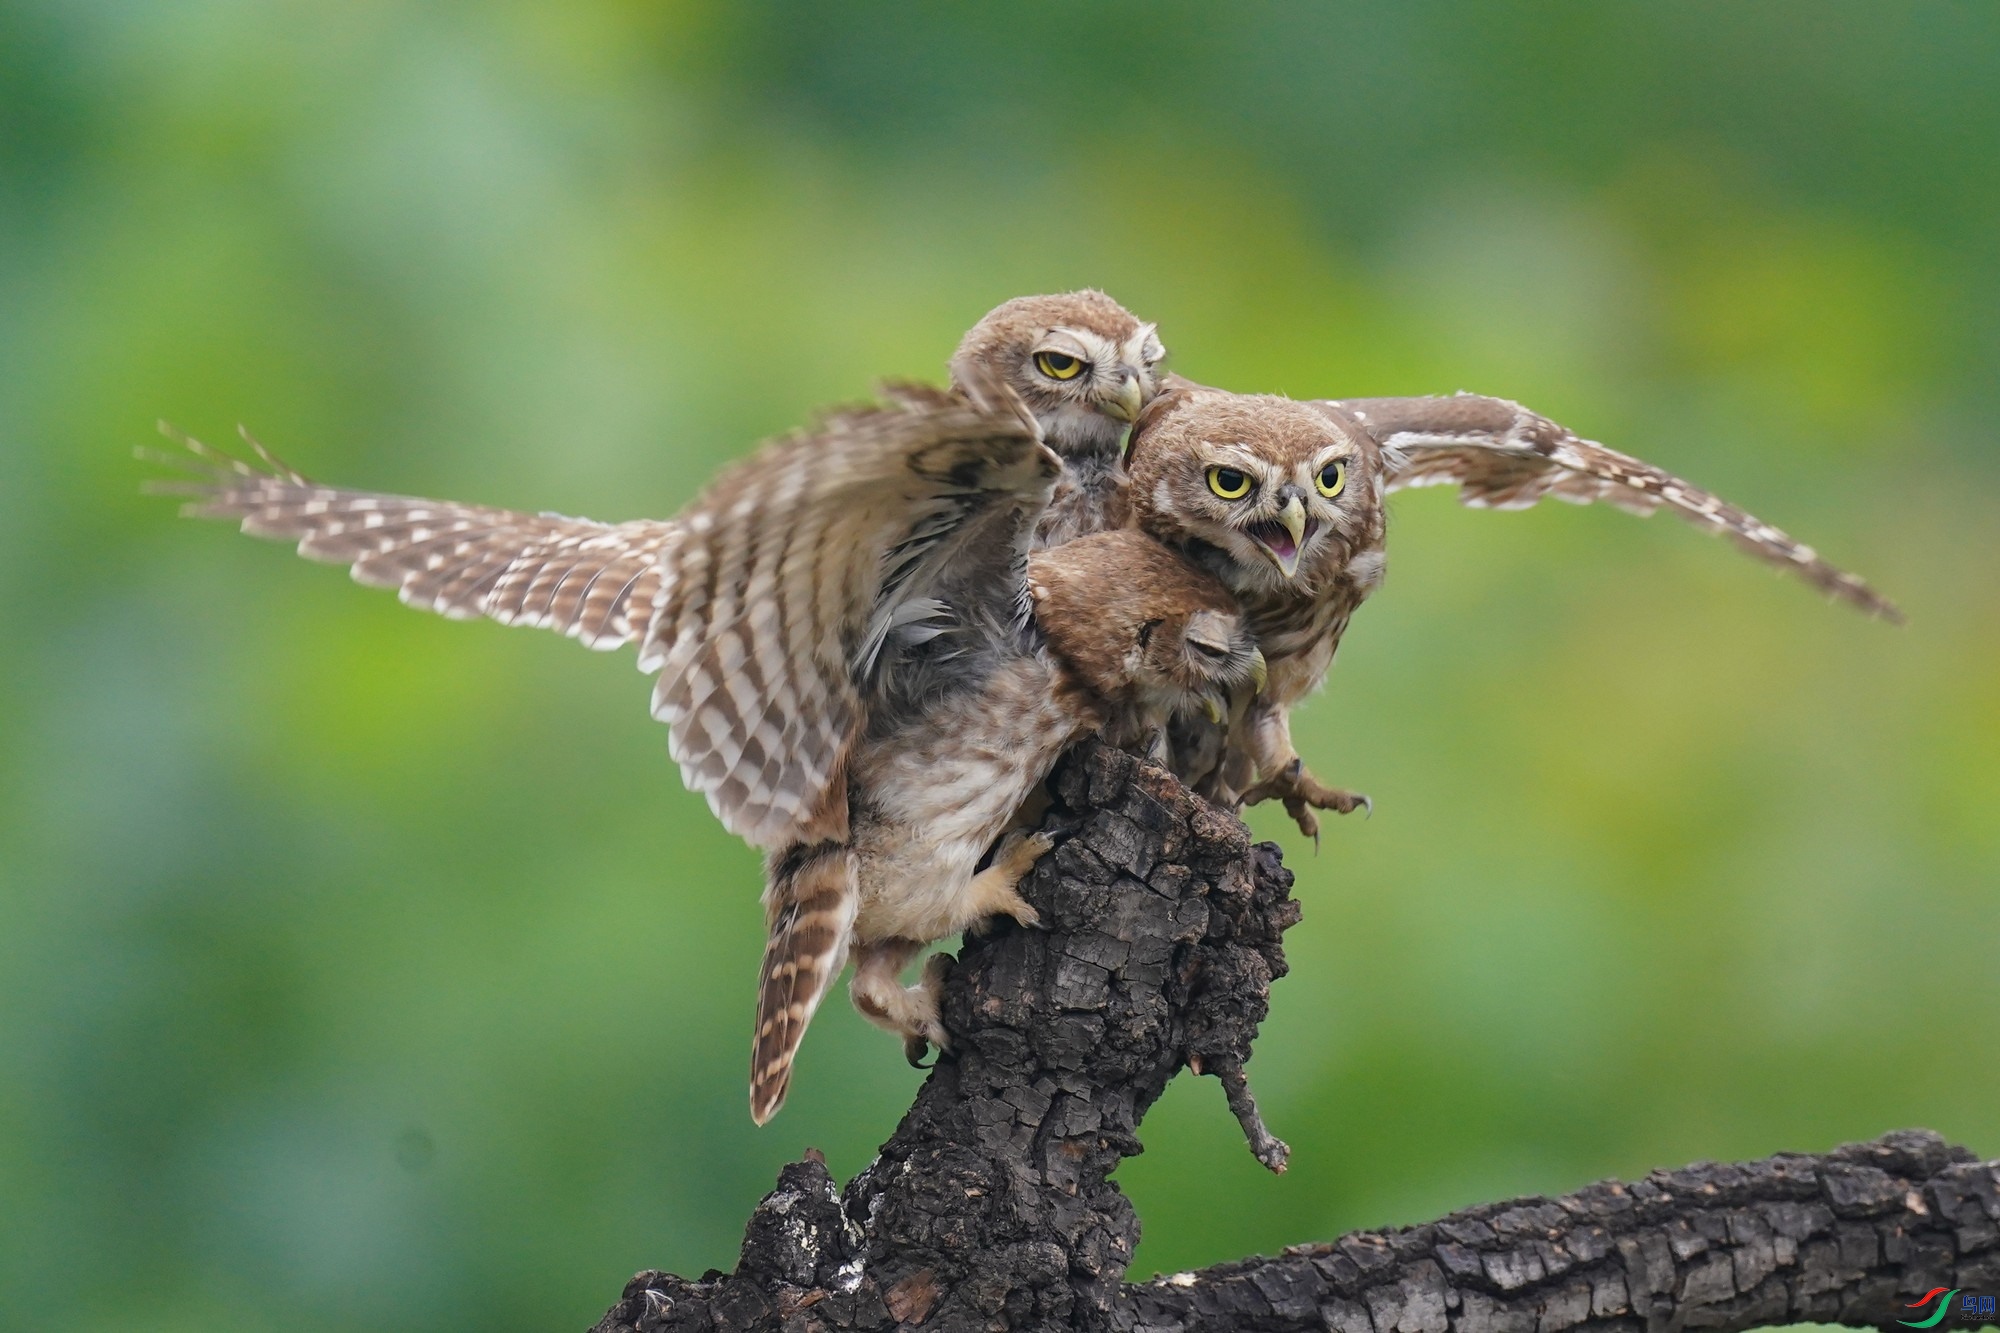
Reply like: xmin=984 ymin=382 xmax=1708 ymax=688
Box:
xmin=591 ymin=740 xmax=1995 ymax=1333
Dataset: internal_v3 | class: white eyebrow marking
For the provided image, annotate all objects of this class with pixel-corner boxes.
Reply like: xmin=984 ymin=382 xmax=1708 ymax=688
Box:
xmin=1197 ymin=441 xmax=1270 ymax=469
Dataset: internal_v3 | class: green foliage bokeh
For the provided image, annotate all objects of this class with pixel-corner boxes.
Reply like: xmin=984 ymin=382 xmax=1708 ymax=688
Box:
xmin=1 ymin=4 xmax=1995 ymax=1328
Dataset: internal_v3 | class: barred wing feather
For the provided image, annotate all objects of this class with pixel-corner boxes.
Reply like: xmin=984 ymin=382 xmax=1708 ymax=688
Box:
xmin=1322 ymin=394 xmax=1901 ymax=623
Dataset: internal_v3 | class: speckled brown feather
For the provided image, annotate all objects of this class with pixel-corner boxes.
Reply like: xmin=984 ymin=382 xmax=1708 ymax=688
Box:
xmin=153 ymin=425 xmax=678 ymax=648
xmin=1326 ymin=393 xmax=1902 ymax=622
xmin=950 ymin=291 xmax=1164 ymax=547
xmin=1028 ymin=530 xmax=1245 ymax=693
xmin=159 ymin=381 xmax=1088 ymax=1122
xmin=1126 ymin=379 xmax=1901 ymax=829
xmin=158 ymin=383 xmax=1049 ymax=854
xmin=750 ymin=838 xmax=857 ymax=1124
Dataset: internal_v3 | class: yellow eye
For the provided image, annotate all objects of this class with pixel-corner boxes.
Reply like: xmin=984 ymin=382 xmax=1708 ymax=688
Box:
xmin=1315 ymin=460 xmax=1347 ymax=499
xmin=1034 ymin=351 xmax=1084 ymax=380
xmin=1206 ymin=466 xmax=1252 ymax=500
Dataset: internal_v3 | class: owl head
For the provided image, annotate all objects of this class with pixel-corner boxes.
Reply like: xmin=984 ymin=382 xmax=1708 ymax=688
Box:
xmin=1028 ymin=530 xmax=1264 ymax=726
xmin=950 ymin=291 xmax=1166 ymax=461
xmin=1126 ymin=386 xmax=1385 ymax=600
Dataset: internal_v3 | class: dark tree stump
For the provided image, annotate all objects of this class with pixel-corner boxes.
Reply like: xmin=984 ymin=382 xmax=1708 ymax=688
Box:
xmin=591 ymin=741 xmax=1997 ymax=1333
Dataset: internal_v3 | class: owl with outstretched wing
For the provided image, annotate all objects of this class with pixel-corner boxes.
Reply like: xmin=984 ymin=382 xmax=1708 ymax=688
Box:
xmin=156 ymin=372 xmax=1261 ymax=1123
xmin=1122 ymin=378 xmax=1900 ymax=837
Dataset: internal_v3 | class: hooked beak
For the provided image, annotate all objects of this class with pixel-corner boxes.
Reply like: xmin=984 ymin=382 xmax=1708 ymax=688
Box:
xmin=1250 ymin=495 xmax=1309 ymax=578
xmin=1249 ymin=647 xmax=1267 ymax=695
xmin=1101 ymin=369 xmax=1145 ymax=423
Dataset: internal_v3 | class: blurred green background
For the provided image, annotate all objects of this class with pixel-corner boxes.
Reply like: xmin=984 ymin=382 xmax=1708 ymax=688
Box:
xmin=2 ymin=2 xmax=1996 ymax=1328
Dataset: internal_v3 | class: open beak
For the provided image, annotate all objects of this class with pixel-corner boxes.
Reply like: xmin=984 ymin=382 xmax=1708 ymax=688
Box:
xmin=1101 ymin=371 xmax=1145 ymax=423
xmin=1250 ymin=496 xmax=1309 ymax=578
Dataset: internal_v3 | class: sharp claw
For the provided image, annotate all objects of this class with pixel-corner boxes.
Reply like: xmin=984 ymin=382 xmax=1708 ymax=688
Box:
xmin=1287 ymin=797 xmax=1319 ymax=845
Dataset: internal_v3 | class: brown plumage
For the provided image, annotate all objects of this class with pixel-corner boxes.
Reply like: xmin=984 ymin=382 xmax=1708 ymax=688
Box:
xmin=1126 ymin=379 xmax=1901 ymax=837
xmin=949 ymin=290 xmax=1165 ymax=546
xmin=1330 ymin=392 xmax=1903 ymax=621
xmin=1125 ymin=386 xmax=1388 ymax=831
xmin=155 ymin=374 xmax=1258 ymax=1125
xmin=1029 ymin=529 xmax=1266 ymax=757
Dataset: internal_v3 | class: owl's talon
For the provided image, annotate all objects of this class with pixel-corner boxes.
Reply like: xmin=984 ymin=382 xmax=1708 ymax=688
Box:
xmin=996 ymin=829 xmax=1056 ymax=876
xmin=920 ymin=951 xmax=953 ymax=998
xmin=1244 ymin=760 xmax=1370 ymax=834
xmin=917 ymin=955 xmax=953 ymax=1059
xmin=905 ymin=1007 xmax=951 ymax=1067
xmin=1282 ymin=794 xmax=1320 ymax=844
xmin=968 ymin=831 xmax=1052 ymax=929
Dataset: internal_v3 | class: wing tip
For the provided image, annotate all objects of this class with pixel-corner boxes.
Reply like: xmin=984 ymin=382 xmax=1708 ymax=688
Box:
xmin=748 ymin=1081 xmax=787 ymax=1126
xmin=1841 ymin=581 xmax=1906 ymax=626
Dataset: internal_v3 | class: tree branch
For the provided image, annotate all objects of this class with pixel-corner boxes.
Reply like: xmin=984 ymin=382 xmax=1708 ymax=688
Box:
xmin=590 ymin=741 xmax=1996 ymax=1333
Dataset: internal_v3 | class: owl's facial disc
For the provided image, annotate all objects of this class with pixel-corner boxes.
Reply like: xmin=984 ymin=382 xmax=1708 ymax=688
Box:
xmin=1028 ymin=324 xmax=1160 ymax=429
xmin=952 ymin=293 xmax=1158 ymax=463
xmin=1176 ymin=612 xmax=1265 ymax=721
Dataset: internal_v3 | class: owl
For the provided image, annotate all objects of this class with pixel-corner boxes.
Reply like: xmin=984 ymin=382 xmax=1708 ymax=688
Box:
xmin=1125 ymin=380 xmax=1901 ymax=837
xmin=949 ymin=290 xmax=1166 ymax=546
xmin=155 ymin=376 xmax=1259 ymax=1124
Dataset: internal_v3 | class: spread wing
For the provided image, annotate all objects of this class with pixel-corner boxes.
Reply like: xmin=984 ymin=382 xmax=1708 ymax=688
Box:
xmin=151 ymin=426 xmax=678 ymax=650
xmin=635 ymin=377 xmax=1054 ymax=847
xmin=156 ymin=378 xmax=1054 ymax=850
xmin=1321 ymin=393 xmax=1902 ymax=622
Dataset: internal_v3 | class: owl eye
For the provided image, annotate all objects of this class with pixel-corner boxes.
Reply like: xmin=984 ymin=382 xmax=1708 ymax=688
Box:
xmin=1315 ymin=460 xmax=1347 ymax=499
xmin=1206 ymin=466 xmax=1252 ymax=500
xmin=1034 ymin=351 xmax=1084 ymax=381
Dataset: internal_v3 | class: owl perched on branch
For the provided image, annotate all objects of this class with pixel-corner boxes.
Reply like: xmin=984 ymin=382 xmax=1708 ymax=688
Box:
xmin=1125 ymin=379 xmax=1901 ymax=837
xmin=154 ymin=374 xmax=1259 ymax=1124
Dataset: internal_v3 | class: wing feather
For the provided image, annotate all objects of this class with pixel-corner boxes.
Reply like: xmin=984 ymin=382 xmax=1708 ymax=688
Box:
xmin=157 ymin=381 xmax=1051 ymax=852
xmin=641 ymin=375 xmax=1053 ymax=847
xmin=153 ymin=426 xmax=680 ymax=648
xmin=1324 ymin=394 xmax=1902 ymax=622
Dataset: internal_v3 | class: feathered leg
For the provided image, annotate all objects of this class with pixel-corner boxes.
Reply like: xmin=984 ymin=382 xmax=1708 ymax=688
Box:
xmin=750 ymin=840 xmax=858 ymax=1125
xmin=850 ymin=831 xmax=1052 ymax=1065
xmin=850 ymin=937 xmax=945 ymax=1066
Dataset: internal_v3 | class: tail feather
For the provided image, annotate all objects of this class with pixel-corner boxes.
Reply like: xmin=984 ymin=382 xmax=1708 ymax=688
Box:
xmin=749 ymin=841 xmax=858 ymax=1124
